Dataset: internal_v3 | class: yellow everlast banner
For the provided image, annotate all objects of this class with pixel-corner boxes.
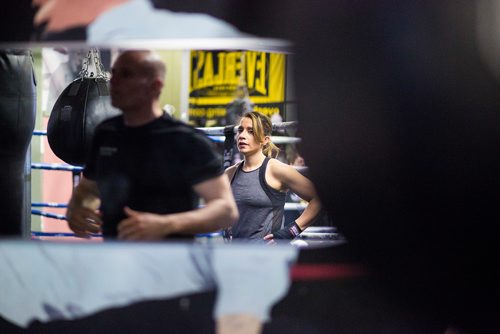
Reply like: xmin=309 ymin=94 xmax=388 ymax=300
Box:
xmin=189 ymin=50 xmax=286 ymax=126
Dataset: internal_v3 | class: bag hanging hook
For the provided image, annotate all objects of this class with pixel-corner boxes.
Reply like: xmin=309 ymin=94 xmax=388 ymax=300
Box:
xmin=78 ymin=48 xmax=108 ymax=80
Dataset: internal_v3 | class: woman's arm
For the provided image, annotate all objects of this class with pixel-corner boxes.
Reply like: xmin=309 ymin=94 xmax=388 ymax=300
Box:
xmin=265 ymin=160 xmax=322 ymax=239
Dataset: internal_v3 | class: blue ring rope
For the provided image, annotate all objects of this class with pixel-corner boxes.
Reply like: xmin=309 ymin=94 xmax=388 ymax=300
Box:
xmin=31 ymin=163 xmax=83 ymax=172
xmin=30 ymin=231 xmax=221 ymax=238
xmin=31 ymin=202 xmax=68 ymax=208
xmin=31 ymin=209 xmax=66 ymax=220
xmin=33 ymin=130 xmax=47 ymax=136
xmin=31 ymin=231 xmax=102 ymax=238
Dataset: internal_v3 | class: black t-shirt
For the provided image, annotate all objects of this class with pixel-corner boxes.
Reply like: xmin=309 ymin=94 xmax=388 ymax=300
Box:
xmin=83 ymin=114 xmax=223 ymax=237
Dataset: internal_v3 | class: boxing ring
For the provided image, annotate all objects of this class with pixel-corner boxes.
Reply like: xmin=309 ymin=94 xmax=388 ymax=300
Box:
xmin=29 ymin=121 xmax=335 ymax=243
xmin=0 ymin=48 xmax=371 ymax=333
xmin=5 ymin=51 xmax=348 ymax=331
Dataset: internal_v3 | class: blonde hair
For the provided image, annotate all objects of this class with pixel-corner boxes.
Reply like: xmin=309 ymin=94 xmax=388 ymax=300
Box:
xmin=243 ymin=111 xmax=280 ymax=158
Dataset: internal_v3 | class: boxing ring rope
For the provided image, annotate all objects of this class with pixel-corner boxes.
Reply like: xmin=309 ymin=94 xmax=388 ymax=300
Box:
xmin=208 ymin=135 xmax=302 ymax=144
xmin=195 ymin=121 xmax=298 ymax=136
xmin=31 ymin=163 xmax=83 ymax=172
xmin=32 ymin=130 xmax=47 ymax=136
xmin=30 ymin=209 xmax=66 ymax=221
xmin=30 ymin=204 xmax=310 ymax=224
xmin=30 ymin=230 xmax=223 ymax=239
xmin=30 ymin=120 xmax=307 ymax=239
xmin=31 ymin=202 xmax=68 ymax=208
xmin=31 ymin=231 xmax=100 ymax=237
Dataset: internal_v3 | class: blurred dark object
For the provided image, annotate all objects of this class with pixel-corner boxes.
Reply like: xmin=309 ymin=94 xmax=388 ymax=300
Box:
xmin=277 ymin=1 xmax=500 ymax=332
xmin=0 ymin=0 xmax=36 ymax=42
xmin=2 ymin=0 xmax=272 ymax=42
xmin=0 ymin=50 xmax=36 ymax=235
xmin=153 ymin=0 xmax=274 ymax=37
xmin=1 ymin=291 xmax=217 ymax=334
xmin=40 ymin=27 xmax=87 ymax=41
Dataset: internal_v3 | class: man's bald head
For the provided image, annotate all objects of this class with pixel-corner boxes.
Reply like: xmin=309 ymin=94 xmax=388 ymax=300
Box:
xmin=110 ymin=50 xmax=167 ymax=112
xmin=116 ymin=50 xmax=166 ymax=82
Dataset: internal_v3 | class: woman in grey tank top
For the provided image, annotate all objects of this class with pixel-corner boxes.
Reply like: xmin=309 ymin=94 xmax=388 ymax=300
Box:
xmin=225 ymin=111 xmax=322 ymax=240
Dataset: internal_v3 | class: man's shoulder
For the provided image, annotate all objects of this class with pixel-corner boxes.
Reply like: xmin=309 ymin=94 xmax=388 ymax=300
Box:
xmin=155 ymin=117 xmax=207 ymax=139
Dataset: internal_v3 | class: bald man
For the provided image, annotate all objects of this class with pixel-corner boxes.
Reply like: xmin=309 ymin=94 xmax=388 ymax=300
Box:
xmin=66 ymin=50 xmax=238 ymax=240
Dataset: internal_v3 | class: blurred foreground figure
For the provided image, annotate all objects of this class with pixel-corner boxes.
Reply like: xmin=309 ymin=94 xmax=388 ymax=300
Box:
xmin=284 ymin=1 xmax=500 ymax=333
xmin=32 ymin=0 xmax=245 ymax=41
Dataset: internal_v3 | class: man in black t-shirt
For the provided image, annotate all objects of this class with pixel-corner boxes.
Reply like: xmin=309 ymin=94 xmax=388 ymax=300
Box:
xmin=66 ymin=50 xmax=238 ymax=240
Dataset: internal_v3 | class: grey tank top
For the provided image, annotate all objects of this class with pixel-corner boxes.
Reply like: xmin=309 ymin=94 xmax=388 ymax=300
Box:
xmin=230 ymin=157 xmax=287 ymax=239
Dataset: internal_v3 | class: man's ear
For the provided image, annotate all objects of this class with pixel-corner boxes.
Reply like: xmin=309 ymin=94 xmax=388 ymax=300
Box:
xmin=152 ymin=79 xmax=164 ymax=97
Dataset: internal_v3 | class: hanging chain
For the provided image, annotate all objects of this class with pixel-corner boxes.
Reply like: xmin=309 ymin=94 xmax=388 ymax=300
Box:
xmin=78 ymin=48 xmax=108 ymax=80
xmin=77 ymin=50 xmax=90 ymax=79
xmin=93 ymin=48 xmax=108 ymax=79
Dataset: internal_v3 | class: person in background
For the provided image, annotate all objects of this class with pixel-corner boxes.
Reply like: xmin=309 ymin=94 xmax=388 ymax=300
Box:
xmin=225 ymin=111 xmax=321 ymax=240
xmin=225 ymin=85 xmax=254 ymax=126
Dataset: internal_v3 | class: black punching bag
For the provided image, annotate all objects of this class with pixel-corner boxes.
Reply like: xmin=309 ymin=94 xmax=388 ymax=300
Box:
xmin=0 ymin=50 xmax=36 ymax=236
xmin=47 ymin=76 xmax=119 ymax=166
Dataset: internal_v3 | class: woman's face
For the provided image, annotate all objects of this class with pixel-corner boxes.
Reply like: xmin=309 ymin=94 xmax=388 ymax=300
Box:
xmin=236 ymin=117 xmax=262 ymax=156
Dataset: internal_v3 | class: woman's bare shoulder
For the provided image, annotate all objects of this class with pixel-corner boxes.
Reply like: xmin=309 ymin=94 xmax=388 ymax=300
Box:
xmin=268 ymin=158 xmax=291 ymax=171
xmin=224 ymin=162 xmax=242 ymax=178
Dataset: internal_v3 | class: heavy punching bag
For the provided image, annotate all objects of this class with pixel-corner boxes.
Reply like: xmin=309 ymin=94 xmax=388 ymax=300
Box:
xmin=47 ymin=48 xmax=120 ymax=166
xmin=0 ymin=50 xmax=36 ymax=236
